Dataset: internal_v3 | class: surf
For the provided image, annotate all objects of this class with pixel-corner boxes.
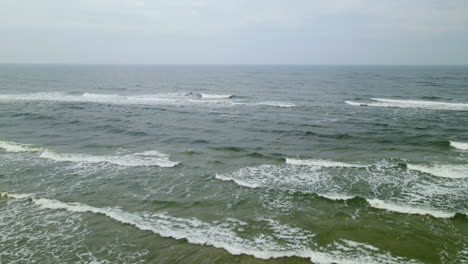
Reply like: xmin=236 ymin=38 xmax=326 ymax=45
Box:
xmin=0 ymin=193 xmax=420 ymax=264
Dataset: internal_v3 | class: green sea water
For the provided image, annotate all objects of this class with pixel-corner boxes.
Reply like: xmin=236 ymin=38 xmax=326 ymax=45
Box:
xmin=0 ymin=65 xmax=467 ymax=263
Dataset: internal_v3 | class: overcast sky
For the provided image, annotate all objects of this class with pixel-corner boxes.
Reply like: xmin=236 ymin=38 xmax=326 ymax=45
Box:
xmin=1 ymin=0 xmax=467 ymax=64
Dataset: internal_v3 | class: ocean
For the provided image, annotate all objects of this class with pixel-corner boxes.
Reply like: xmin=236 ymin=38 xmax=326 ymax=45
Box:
xmin=0 ymin=64 xmax=467 ymax=264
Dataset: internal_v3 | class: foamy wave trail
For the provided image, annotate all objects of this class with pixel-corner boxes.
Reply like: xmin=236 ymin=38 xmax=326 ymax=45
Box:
xmin=0 ymin=140 xmax=43 ymax=152
xmin=39 ymin=149 xmax=179 ymax=167
xmin=0 ymin=192 xmax=35 ymax=199
xmin=407 ymin=164 xmax=468 ymax=179
xmin=199 ymin=93 xmax=233 ymax=99
xmin=450 ymin=141 xmax=468 ymax=150
xmin=366 ymin=199 xmax=456 ymax=218
xmin=258 ymin=101 xmax=297 ymax=108
xmin=286 ymin=158 xmax=368 ymax=168
xmin=1 ymin=193 xmax=419 ymax=264
xmin=351 ymin=98 xmax=468 ymax=111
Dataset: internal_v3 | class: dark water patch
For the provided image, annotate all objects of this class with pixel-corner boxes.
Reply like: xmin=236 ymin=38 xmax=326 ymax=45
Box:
xmin=191 ymin=139 xmax=209 ymax=144
xmin=67 ymin=105 xmax=86 ymax=110
xmin=421 ymin=96 xmax=444 ymax=100
xmin=416 ymin=81 xmax=443 ymax=87
xmin=8 ymin=112 xmax=55 ymax=120
xmin=211 ymin=146 xmax=247 ymax=152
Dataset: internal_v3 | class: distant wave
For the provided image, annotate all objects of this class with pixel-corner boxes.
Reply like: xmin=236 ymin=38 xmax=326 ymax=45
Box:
xmin=286 ymin=158 xmax=368 ymax=168
xmin=40 ymin=149 xmax=179 ymax=167
xmin=258 ymin=101 xmax=297 ymax=108
xmin=450 ymin=141 xmax=468 ymax=150
xmin=0 ymin=140 xmax=43 ymax=152
xmin=0 ymin=140 xmax=179 ymax=168
xmin=199 ymin=93 xmax=233 ymax=99
xmin=0 ymin=92 xmax=295 ymax=108
xmin=346 ymin=98 xmax=468 ymax=111
xmin=0 ymin=192 xmax=419 ymax=264
xmin=407 ymin=163 xmax=468 ymax=179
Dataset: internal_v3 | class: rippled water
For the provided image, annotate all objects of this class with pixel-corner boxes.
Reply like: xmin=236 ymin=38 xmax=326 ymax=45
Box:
xmin=0 ymin=65 xmax=467 ymax=264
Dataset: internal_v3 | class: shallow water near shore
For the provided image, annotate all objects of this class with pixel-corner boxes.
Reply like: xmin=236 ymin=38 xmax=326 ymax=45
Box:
xmin=0 ymin=64 xmax=467 ymax=264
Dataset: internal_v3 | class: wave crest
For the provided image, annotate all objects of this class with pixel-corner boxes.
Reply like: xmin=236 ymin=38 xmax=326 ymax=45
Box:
xmin=450 ymin=141 xmax=468 ymax=150
xmin=0 ymin=140 xmax=43 ymax=153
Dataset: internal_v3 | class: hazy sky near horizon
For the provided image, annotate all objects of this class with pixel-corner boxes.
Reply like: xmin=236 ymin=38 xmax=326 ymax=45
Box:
xmin=1 ymin=0 xmax=467 ymax=64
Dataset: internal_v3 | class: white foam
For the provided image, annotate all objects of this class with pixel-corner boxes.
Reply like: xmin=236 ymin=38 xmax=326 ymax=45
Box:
xmin=346 ymin=98 xmax=468 ymax=111
xmin=370 ymin=98 xmax=468 ymax=111
xmin=258 ymin=101 xmax=297 ymax=108
xmin=215 ymin=174 xmax=261 ymax=188
xmin=0 ymin=140 xmax=43 ymax=152
xmin=318 ymin=194 xmax=356 ymax=201
xmin=39 ymin=149 xmax=179 ymax=167
xmin=408 ymin=164 xmax=468 ymax=179
xmin=366 ymin=199 xmax=456 ymax=218
xmin=0 ymin=194 xmax=418 ymax=264
xmin=450 ymin=141 xmax=468 ymax=150
xmin=0 ymin=192 xmax=35 ymax=199
xmin=199 ymin=94 xmax=233 ymax=99
xmin=345 ymin=101 xmax=367 ymax=106
xmin=286 ymin=158 xmax=368 ymax=168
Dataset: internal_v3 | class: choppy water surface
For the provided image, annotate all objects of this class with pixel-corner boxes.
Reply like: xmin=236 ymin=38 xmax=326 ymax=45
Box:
xmin=0 ymin=65 xmax=467 ymax=264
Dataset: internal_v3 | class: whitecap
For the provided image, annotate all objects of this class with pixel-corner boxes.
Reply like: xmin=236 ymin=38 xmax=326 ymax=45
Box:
xmin=345 ymin=98 xmax=468 ymax=111
xmin=370 ymin=98 xmax=468 ymax=111
xmin=286 ymin=158 xmax=368 ymax=168
xmin=450 ymin=141 xmax=468 ymax=150
xmin=199 ymin=93 xmax=233 ymax=99
xmin=318 ymin=194 xmax=356 ymax=201
xmin=258 ymin=101 xmax=297 ymax=108
xmin=0 ymin=140 xmax=43 ymax=152
xmin=39 ymin=149 xmax=179 ymax=167
xmin=366 ymin=199 xmax=456 ymax=218
xmin=407 ymin=164 xmax=468 ymax=179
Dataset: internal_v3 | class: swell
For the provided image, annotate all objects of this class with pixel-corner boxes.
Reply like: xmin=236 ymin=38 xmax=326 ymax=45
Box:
xmin=0 ymin=192 xmax=420 ymax=264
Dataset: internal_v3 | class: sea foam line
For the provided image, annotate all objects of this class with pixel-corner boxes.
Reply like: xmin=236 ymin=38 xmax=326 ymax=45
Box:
xmin=285 ymin=158 xmax=368 ymax=168
xmin=0 ymin=92 xmax=296 ymax=109
xmin=0 ymin=140 xmax=179 ymax=168
xmin=39 ymin=149 xmax=180 ymax=168
xmin=0 ymin=193 xmax=419 ymax=264
xmin=345 ymin=98 xmax=468 ymax=111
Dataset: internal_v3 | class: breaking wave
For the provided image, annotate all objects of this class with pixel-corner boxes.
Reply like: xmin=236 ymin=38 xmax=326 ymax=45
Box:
xmin=215 ymin=159 xmax=467 ymax=218
xmin=450 ymin=141 xmax=468 ymax=150
xmin=258 ymin=101 xmax=297 ymax=108
xmin=0 ymin=140 xmax=179 ymax=167
xmin=39 ymin=149 xmax=179 ymax=167
xmin=0 ymin=193 xmax=420 ymax=264
xmin=0 ymin=92 xmax=295 ymax=109
xmin=286 ymin=158 xmax=368 ymax=168
xmin=0 ymin=140 xmax=43 ymax=153
xmin=346 ymin=98 xmax=468 ymax=111
xmin=199 ymin=93 xmax=233 ymax=99
xmin=407 ymin=163 xmax=468 ymax=179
